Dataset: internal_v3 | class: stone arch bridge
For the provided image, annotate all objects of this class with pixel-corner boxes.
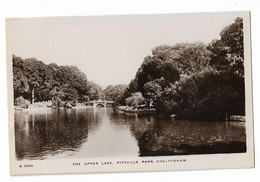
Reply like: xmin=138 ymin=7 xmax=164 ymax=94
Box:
xmin=88 ymin=99 xmax=114 ymax=107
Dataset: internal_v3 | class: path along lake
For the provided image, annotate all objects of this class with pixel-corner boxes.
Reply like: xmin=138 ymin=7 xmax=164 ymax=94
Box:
xmin=15 ymin=107 xmax=246 ymax=160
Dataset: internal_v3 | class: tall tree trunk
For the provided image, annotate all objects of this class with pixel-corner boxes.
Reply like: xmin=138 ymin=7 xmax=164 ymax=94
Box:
xmin=32 ymin=88 xmax=35 ymax=104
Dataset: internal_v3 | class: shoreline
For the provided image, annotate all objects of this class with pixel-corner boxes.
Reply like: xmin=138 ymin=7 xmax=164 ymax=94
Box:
xmin=14 ymin=105 xmax=95 ymax=111
xmin=14 ymin=106 xmax=246 ymax=122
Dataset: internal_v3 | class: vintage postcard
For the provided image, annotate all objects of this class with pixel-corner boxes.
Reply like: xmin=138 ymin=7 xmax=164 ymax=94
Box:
xmin=6 ymin=11 xmax=254 ymax=175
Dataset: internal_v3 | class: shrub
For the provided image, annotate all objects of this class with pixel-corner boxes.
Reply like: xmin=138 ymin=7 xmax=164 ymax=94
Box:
xmin=15 ymin=96 xmax=30 ymax=108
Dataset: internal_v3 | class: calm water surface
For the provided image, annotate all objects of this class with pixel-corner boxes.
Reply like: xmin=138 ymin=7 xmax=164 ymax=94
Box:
xmin=15 ymin=107 xmax=246 ymax=160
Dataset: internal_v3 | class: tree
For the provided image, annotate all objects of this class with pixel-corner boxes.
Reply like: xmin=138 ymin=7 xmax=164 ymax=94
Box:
xmin=152 ymin=42 xmax=211 ymax=77
xmin=124 ymin=42 xmax=211 ymax=113
xmin=21 ymin=58 xmax=46 ymax=103
xmin=134 ymin=42 xmax=211 ymax=95
xmin=175 ymin=69 xmax=245 ymax=121
xmin=87 ymin=81 xmax=103 ymax=100
xmin=118 ymin=79 xmax=138 ymax=105
xmin=12 ymin=55 xmax=102 ymax=105
xmin=143 ymin=78 xmax=177 ymax=114
xmin=120 ymin=17 xmax=245 ymax=120
xmin=125 ymin=92 xmax=146 ymax=107
xmin=143 ymin=79 xmax=164 ymax=101
xmin=103 ymin=84 xmax=127 ymax=105
xmin=13 ymin=68 xmax=29 ymax=99
xmin=207 ymin=17 xmax=244 ymax=77
xmin=136 ymin=56 xmax=180 ymax=93
xmin=13 ymin=55 xmax=30 ymax=101
xmin=15 ymin=96 xmax=30 ymax=108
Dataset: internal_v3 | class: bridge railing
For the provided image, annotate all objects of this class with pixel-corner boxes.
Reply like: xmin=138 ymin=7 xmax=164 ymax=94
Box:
xmin=88 ymin=100 xmax=114 ymax=103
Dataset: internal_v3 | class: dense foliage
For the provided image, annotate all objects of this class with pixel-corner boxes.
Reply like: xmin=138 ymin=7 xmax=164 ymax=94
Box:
xmin=125 ymin=92 xmax=146 ymax=107
xmin=121 ymin=17 xmax=245 ymax=121
xmin=207 ymin=17 xmax=244 ymax=77
xmin=13 ymin=17 xmax=245 ymax=121
xmin=175 ymin=69 xmax=245 ymax=121
xmin=87 ymin=81 xmax=103 ymax=100
xmin=103 ymin=84 xmax=127 ymax=105
xmin=13 ymin=55 xmax=101 ymax=104
xmin=14 ymin=96 xmax=30 ymax=108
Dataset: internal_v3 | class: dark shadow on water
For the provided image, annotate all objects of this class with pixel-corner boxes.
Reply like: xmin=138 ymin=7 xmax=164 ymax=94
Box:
xmin=128 ymin=113 xmax=246 ymax=157
xmin=139 ymin=141 xmax=246 ymax=156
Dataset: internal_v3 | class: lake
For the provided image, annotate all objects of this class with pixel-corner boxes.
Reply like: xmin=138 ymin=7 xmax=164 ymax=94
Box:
xmin=14 ymin=107 xmax=246 ymax=160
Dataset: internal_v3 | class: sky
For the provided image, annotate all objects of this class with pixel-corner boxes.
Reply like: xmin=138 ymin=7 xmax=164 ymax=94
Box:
xmin=7 ymin=12 xmax=246 ymax=88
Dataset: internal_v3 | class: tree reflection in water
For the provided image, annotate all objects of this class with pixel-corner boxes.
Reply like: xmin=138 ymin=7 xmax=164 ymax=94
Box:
xmin=15 ymin=108 xmax=100 ymax=160
xmin=129 ymin=115 xmax=246 ymax=156
xmin=15 ymin=108 xmax=246 ymax=160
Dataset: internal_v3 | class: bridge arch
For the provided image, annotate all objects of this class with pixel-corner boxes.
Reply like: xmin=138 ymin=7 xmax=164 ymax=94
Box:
xmin=95 ymin=103 xmax=105 ymax=107
xmin=89 ymin=99 xmax=114 ymax=107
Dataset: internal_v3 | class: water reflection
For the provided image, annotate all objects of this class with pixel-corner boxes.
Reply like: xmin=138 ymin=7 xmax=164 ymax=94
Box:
xmin=15 ymin=108 xmax=246 ymax=160
xmin=15 ymin=108 xmax=98 ymax=160
xmin=130 ymin=117 xmax=246 ymax=156
xmin=74 ymin=108 xmax=139 ymax=158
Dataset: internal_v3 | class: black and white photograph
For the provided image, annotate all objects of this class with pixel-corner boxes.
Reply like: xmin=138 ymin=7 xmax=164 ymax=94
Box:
xmin=6 ymin=11 xmax=254 ymax=175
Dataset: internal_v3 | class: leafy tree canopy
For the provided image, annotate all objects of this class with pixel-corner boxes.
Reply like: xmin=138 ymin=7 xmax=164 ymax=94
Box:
xmin=103 ymin=84 xmax=127 ymax=105
xmin=12 ymin=55 xmax=101 ymax=104
xmin=207 ymin=17 xmax=244 ymax=77
xmin=120 ymin=17 xmax=245 ymax=120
